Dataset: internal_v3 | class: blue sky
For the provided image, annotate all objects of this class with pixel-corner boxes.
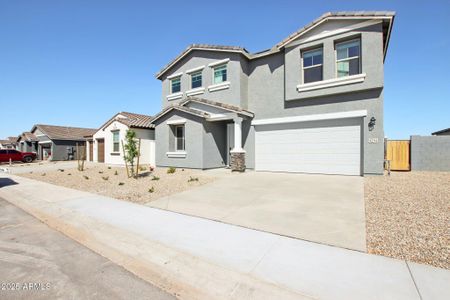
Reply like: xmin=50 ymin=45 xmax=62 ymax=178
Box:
xmin=1 ymin=0 xmax=449 ymax=139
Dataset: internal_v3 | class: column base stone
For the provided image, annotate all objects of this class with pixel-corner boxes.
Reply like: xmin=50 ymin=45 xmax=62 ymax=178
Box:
xmin=230 ymin=152 xmax=245 ymax=172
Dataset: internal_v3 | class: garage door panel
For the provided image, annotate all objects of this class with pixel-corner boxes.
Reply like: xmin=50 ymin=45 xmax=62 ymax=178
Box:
xmin=255 ymin=118 xmax=362 ymax=176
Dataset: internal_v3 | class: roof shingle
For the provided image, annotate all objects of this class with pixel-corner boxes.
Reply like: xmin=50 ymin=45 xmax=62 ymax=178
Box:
xmin=33 ymin=125 xmax=97 ymax=141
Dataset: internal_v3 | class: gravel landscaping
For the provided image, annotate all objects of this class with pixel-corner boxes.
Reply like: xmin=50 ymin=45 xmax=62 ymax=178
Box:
xmin=365 ymin=171 xmax=449 ymax=269
xmin=18 ymin=164 xmax=216 ymax=204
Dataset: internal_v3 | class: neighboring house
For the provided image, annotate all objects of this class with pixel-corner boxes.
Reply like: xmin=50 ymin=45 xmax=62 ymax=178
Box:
xmin=90 ymin=112 xmax=155 ymax=166
xmin=432 ymin=128 xmax=450 ymax=136
xmin=151 ymin=11 xmax=395 ymax=176
xmin=17 ymin=132 xmax=38 ymax=153
xmin=30 ymin=124 xmax=97 ymax=161
xmin=8 ymin=136 xmax=19 ymax=150
xmin=0 ymin=139 xmax=15 ymax=149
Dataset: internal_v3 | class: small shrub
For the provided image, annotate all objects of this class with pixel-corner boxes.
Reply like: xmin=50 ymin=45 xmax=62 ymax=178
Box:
xmin=29 ymin=171 xmax=33 ymax=174
xmin=151 ymin=176 xmax=160 ymax=181
xmin=139 ymin=165 xmax=147 ymax=171
xmin=58 ymin=169 xmax=64 ymax=172
xmin=67 ymin=173 xmax=71 ymax=176
xmin=99 ymin=171 xmax=103 ymax=174
xmin=167 ymin=167 xmax=176 ymax=174
xmin=41 ymin=173 xmax=46 ymax=176
xmin=188 ymin=176 xmax=199 ymax=182
xmin=83 ymin=175 xmax=89 ymax=180
xmin=182 ymin=169 xmax=185 ymax=171
xmin=114 ymin=170 xmax=118 ymax=176
xmin=148 ymin=186 xmax=154 ymax=193
xmin=118 ymin=182 xmax=124 ymax=186
xmin=108 ymin=166 xmax=111 ymax=169
xmin=102 ymin=176 xmax=109 ymax=181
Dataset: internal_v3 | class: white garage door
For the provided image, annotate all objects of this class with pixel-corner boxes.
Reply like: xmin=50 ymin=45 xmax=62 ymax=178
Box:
xmin=255 ymin=118 xmax=362 ymax=175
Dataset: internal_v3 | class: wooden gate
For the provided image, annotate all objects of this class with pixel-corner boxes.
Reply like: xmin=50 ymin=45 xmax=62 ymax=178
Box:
xmin=386 ymin=140 xmax=410 ymax=171
xmin=97 ymin=139 xmax=105 ymax=163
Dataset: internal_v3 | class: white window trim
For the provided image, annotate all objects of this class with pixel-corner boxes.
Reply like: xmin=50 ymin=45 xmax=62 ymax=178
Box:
xmin=112 ymin=131 xmax=120 ymax=153
xmin=186 ymin=87 xmax=205 ymax=96
xmin=208 ymin=81 xmax=230 ymax=92
xmin=169 ymin=76 xmax=182 ymax=95
xmin=252 ymin=110 xmax=367 ymax=126
xmin=335 ymin=38 xmax=362 ymax=78
xmin=297 ymin=73 xmax=366 ymax=93
xmin=302 ymin=48 xmax=323 ymax=84
xmin=167 ymin=92 xmax=183 ymax=101
xmin=166 ymin=151 xmax=187 ymax=158
xmin=186 ymin=65 xmax=205 ymax=74
xmin=208 ymin=58 xmax=230 ymax=67
xmin=166 ymin=119 xmax=186 ymax=125
xmin=174 ymin=125 xmax=185 ymax=152
xmin=167 ymin=72 xmax=183 ymax=79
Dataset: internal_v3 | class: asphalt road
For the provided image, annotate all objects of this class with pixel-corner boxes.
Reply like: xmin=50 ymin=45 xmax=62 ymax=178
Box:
xmin=0 ymin=198 xmax=176 ymax=300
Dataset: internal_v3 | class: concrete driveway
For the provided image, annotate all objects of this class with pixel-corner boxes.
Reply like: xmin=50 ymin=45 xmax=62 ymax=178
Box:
xmin=147 ymin=171 xmax=366 ymax=251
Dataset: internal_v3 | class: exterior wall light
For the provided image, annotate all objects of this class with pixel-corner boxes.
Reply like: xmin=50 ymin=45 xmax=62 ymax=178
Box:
xmin=368 ymin=117 xmax=376 ymax=131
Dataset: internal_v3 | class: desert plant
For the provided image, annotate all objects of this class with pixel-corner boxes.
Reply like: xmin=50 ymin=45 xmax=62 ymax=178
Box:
xmin=139 ymin=165 xmax=147 ymax=171
xmin=123 ymin=130 xmax=139 ymax=178
xmin=41 ymin=173 xmax=46 ymax=176
xmin=118 ymin=182 xmax=125 ymax=186
xmin=148 ymin=186 xmax=154 ymax=193
xmin=58 ymin=169 xmax=64 ymax=172
xmin=167 ymin=167 xmax=176 ymax=174
xmin=102 ymin=176 xmax=109 ymax=181
xmin=68 ymin=173 xmax=71 ymax=175
xmin=151 ymin=175 xmax=160 ymax=181
xmin=83 ymin=175 xmax=89 ymax=180
xmin=108 ymin=166 xmax=111 ymax=169
xmin=99 ymin=171 xmax=103 ymax=174
xmin=76 ymin=143 xmax=86 ymax=171
xmin=114 ymin=170 xmax=118 ymax=176
xmin=188 ymin=176 xmax=199 ymax=182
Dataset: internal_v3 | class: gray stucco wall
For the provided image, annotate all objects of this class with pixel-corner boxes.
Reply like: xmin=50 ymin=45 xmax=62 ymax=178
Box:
xmin=20 ymin=142 xmax=38 ymax=153
xmin=202 ymin=121 xmax=227 ymax=169
xmin=411 ymin=135 xmax=450 ymax=171
xmin=51 ymin=140 xmax=85 ymax=161
xmin=160 ymin=51 xmax=247 ymax=109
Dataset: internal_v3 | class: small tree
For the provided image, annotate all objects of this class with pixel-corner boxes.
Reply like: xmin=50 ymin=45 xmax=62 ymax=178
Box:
xmin=123 ymin=130 xmax=139 ymax=178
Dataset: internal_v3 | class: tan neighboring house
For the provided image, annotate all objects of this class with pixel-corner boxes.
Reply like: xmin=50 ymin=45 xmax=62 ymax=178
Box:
xmin=16 ymin=132 xmax=38 ymax=153
xmin=88 ymin=112 xmax=155 ymax=166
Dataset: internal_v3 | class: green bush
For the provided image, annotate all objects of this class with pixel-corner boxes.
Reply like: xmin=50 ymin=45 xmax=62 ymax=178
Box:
xmin=151 ymin=176 xmax=160 ymax=181
xmin=167 ymin=167 xmax=176 ymax=174
xmin=114 ymin=170 xmax=118 ymax=175
xmin=118 ymin=182 xmax=124 ymax=186
xmin=83 ymin=175 xmax=89 ymax=180
xmin=148 ymin=186 xmax=154 ymax=193
xmin=139 ymin=165 xmax=147 ymax=171
xmin=108 ymin=166 xmax=111 ymax=169
xmin=102 ymin=176 xmax=109 ymax=181
xmin=188 ymin=176 xmax=199 ymax=182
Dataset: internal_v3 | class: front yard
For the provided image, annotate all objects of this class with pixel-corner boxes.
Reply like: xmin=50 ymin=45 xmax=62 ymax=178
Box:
xmin=18 ymin=164 xmax=216 ymax=204
xmin=365 ymin=171 xmax=449 ymax=269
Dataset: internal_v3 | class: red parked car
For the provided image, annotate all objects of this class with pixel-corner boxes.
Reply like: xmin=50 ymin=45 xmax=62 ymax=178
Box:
xmin=0 ymin=149 xmax=37 ymax=163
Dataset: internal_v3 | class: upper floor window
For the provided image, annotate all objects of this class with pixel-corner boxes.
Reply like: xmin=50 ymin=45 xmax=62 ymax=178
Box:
xmin=336 ymin=39 xmax=361 ymax=77
xmin=191 ymin=71 xmax=202 ymax=89
xmin=170 ymin=77 xmax=181 ymax=93
xmin=302 ymin=48 xmax=323 ymax=83
xmin=213 ymin=64 xmax=227 ymax=84
xmin=112 ymin=131 xmax=119 ymax=152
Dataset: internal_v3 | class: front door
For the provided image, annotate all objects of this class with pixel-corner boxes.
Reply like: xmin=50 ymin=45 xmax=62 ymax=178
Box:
xmin=97 ymin=139 xmax=105 ymax=163
xmin=89 ymin=142 xmax=93 ymax=162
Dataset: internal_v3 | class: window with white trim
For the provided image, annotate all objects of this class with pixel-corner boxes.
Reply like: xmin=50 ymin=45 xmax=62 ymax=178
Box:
xmin=170 ymin=77 xmax=181 ymax=93
xmin=112 ymin=131 xmax=120 ymax=152
xmin=336 ymin=39 xmax=361 ymax=77
xmin=191 ymin=71 xmax=202 ymax=89
xmin=302 ymin=48 xmax=323 ymax=83
xmin=175 ymin=125 xmax=185 ymax=151
xmin=213 ymin=64 xmax=227 ymax=84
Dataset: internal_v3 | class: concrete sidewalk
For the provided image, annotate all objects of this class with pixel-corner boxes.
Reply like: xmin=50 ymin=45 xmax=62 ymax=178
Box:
xmin=0 ymin=174 xmax=449 ymax=300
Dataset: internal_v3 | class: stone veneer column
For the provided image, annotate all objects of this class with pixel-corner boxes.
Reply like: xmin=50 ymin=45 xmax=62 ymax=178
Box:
xmin=230 ymin=117 xmax=246 ymax=172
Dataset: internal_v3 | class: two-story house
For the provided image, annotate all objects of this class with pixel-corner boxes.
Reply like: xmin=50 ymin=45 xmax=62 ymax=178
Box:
xmin=151 ymin=11 xmax=395 ymax=176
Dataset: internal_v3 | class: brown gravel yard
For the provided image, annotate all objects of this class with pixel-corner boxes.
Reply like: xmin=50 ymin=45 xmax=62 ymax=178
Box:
xmin=18 ymin=165 xmax=216 ymax=204
xmin=365 ymin=171 xmax=449 ymax=269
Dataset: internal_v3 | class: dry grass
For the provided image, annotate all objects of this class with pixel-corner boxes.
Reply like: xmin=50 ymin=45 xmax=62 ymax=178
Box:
xmin=365 ymin=171 xmax=449 ymax=269
xmin=18 ymin=165 xmax=216 ymax=204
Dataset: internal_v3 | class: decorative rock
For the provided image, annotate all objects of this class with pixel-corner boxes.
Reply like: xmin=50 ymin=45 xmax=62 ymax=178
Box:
xmin=230 ymin=152 xmax=245 ymax=172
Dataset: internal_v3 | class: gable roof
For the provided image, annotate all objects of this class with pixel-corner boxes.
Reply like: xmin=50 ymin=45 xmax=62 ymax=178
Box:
xmin=31 ymin=124 xmax=97 ymax=141
xmin=155 ymin=11 xmax=395 ymax=79
xmin=17 ymin=132 xmax=38 ymax=142
xmin=8 ymin=136 xmax=18 ymax=143
xmin=432 ymin=128 xmax=450 ymax=135
xmin=150 ymin=97 xmax=254 ymax=124
xmin=97 ymin=111 xmax=154 ymax=133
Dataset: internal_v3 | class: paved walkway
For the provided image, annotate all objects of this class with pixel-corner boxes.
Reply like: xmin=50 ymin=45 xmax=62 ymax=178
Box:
xmin=0 ymin=198 xmax=175 ymax=300
xmin=148 ymin=171 xmax=366 ymax=251
xmin=0 ymin=173 xmax=449 ymax=300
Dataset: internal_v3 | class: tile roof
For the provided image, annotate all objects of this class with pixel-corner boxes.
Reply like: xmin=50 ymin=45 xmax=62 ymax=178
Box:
xmin=33 ymin=124 xmax=97 ymax=141
xmin=155 ymin=11 xmax=395 ymax=79
xmin=182 ymin=97 xmax=254 ymax=117
xmin=432 ymin=128 xmax=450 ymax=135
xmin=18 ymin=132 xmax=38 ymax=142
xmin=8 ymin=136 xmax=18 ymax=143
xmin=97 ymin=112 xmax=154 ymax=133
